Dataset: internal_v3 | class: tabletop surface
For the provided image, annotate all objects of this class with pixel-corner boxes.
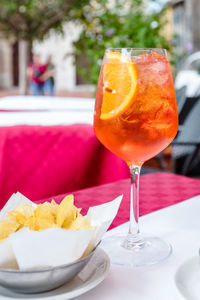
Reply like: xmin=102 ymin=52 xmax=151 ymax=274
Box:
xmin=1 ymin=173 xmax=200 ymax=299
xmin=75 ymin=194 xmax=200 ymax=300
xmin=38 ymin=173 xmax=200 ymax=299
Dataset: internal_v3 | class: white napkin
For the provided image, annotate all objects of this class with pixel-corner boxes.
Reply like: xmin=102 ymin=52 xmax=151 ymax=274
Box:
xmin=0 ymin=193 xmax=122 ymax=270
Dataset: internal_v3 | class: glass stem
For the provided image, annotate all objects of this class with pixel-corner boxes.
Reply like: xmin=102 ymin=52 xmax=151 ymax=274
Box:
xmin=129 ymin=165 xmax=140 ymax=236
xmin=122 ymin=164 xmax=144 ymax=249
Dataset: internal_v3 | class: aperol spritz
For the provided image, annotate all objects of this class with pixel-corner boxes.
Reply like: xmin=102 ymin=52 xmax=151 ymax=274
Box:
xmin=94 ymin=48 xmax=178 ymax=266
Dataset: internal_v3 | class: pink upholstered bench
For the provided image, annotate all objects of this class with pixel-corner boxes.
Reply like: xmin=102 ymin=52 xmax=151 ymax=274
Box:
xmin=0 ymin=124 xmax=129 ymax=208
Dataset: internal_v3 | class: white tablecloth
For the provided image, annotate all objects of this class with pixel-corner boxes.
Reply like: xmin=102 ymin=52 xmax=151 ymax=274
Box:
xmin=0 ymin=96 xmax=95 ymax=126
xmin=77 ymin=195 xmax=200 ymax=300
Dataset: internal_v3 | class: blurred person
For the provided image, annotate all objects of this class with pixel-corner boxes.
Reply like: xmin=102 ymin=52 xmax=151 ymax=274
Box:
xmin=43 ymin=55 xmax=55 ymax=96
xmin=27 ymin=54 xmax=47 ymax=96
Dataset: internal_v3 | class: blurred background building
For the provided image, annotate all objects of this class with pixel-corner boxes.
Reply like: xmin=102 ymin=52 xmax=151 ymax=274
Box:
xmin=2 ymin=0 xmax=200 ymax=94
xmin=167 ymin=0 xmax=200 ymax=54
xmin=0 ymin=0 xmax=200 ymax=91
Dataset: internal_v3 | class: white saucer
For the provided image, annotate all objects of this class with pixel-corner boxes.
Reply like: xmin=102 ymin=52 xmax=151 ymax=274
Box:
xmin=0 ymin=248 xmax=110 ymax=300
xmin=175 ymin=256 xmax=200 ymax=300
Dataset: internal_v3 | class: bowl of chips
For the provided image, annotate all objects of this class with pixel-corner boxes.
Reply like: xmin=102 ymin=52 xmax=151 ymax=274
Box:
xmin=0 ymin=192 xmax=122 ymax=293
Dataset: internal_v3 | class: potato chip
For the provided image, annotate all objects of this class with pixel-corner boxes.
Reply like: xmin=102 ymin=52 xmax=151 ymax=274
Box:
xmin=23 ymin=216 xmax=57 ymax=231
xmin=23 ymin=216 xmax=36 ymax=231
xmin=35 ymin=203 xmax=55 ymax=223
xmin=51 ymin=199 xmax=58 ymax=208
xmin=0 ymin=220 xmax=20 ymax=240
xmin=7 ymin=204 xmax=35 ymax=226
xmin=56 ymin=195 xmax=76 ymax=227
xmin=7 ymin=211 xmax=26 ymax=225
xmin=69 ymin=215 xmax=93 ymax=231
xmin=35 ymin=218 xmax=57 ymax=231
xmin=62 ymin=208 xmax=78 ymax=229
xmin=12 ymin=204 xmax=34 ymax=219
xmin=50 ymin=200 xmax=58 ymax=215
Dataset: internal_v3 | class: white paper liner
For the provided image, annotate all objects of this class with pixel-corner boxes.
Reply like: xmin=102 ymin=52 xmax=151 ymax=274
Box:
xmin=0 ymin=193 xmax=122 ymax=270
xmin=0 ymin=239 xmax=18 ymax=269
xmin=10 ymin=227 xmax=94 ymax=269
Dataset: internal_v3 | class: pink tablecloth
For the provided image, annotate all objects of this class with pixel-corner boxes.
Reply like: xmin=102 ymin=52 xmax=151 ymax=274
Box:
xmin=41 ymin=172 xmax=200 ymax=229
xmin=0 ymin=124 xmax=129 ymax=208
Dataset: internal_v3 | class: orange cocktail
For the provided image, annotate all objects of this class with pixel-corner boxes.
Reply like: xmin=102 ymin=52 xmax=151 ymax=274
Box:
xmin=94 ymin=51 xmax=178 ymax=166
xmin=93 ymin=49 xmax=178 ymax=266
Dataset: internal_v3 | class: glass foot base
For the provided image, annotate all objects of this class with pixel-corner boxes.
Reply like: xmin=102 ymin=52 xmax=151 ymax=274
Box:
xmin=101 ymin=234 xmax=172 ymax=267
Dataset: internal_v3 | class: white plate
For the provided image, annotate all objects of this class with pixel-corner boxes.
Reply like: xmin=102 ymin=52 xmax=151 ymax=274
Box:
xmin=0 ymin=248 xmax=110 ymax=300
xmin=175 ymin=256 xmax=200 ymax=300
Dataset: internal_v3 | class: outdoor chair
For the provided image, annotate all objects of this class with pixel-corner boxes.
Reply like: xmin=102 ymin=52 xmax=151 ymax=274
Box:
xmin=176 ymin=85 xmax=187 ymax=114
xmin=171 ymin=95 xmax=200 ymax=175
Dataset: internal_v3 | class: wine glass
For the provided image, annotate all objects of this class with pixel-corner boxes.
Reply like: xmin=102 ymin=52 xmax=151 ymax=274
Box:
xmin=93 ymin=48 xmax=178 ymax=266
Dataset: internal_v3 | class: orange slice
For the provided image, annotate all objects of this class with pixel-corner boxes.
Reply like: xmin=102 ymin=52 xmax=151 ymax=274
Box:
xmin=100 ymin=52 xmax=138 ymax=120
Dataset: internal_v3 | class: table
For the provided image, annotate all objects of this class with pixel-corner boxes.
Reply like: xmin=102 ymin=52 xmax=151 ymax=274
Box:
xmin=41 ymin=173 xmax=200 ymax=299
xmin=77 ymin=195 xmax=200 ymax=300
xmin=0 ymin=96 xmax=95 ymax=126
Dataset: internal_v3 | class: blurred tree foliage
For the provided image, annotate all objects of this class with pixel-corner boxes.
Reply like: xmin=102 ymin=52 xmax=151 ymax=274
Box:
xmin=0 ymin=0 xmax=89 ymax=42
xmin=0 ymin=0 xmax=89 ymax=93
xmin=73 ymin=0 xmax=171 ymax=85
